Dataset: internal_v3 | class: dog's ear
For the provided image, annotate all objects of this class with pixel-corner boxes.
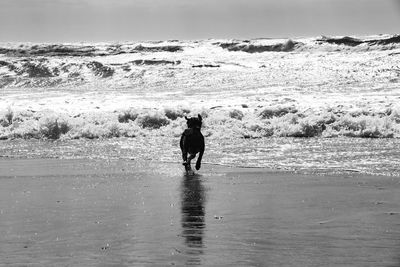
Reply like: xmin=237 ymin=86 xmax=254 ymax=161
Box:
xmin=185 ymin=116 xmax=188 ymax=120
xmin=198 ymin=114 xmax=202 ymax=121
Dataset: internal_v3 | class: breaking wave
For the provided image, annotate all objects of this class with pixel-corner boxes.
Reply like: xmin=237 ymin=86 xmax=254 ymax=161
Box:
xmin=216 ymin=34 xmax=400 ymax=53
xmin=217 ymin=39 xmax=300 ymax=52
xmin=1 ymin=105 xmax=399 ymax=140
xmin=0 ymin=58 xmax=183 ymax=88
xmin=317 ymin=35 xmax=400 ymax=47
xmin=1 ymin=34 xmax=399 ymax=88
xmin=0 ymin=34 xmax=397 ymax=60
xmin=0 ymin=43 xmax=183 ymax=57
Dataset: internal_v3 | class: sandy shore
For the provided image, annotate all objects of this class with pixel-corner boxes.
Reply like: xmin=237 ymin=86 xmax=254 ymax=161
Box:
xmin=1 ymin=159 xmax=400 ymax=266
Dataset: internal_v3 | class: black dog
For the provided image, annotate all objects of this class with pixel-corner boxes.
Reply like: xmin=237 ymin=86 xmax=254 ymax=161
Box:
xmin=180 ymin=114 xmax=205 ymax=172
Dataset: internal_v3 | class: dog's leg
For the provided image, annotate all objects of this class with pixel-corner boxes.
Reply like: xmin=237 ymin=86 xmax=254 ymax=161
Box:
xmin=187 ymin=153 xmax=196 ymax=171
xmin=195 ymin=150 xmax=204 ymax=170
xmin=180 ymin=134 xmax=188 ymax=164
xmin=182 ymin=151 xmax=188 ymax=164
xmin=195 ymin=137 xmax=205 ymax=170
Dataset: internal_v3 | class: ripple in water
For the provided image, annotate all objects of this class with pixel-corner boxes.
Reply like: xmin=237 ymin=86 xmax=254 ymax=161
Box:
xmin=1 ymin=137 xmax=399 ymax=176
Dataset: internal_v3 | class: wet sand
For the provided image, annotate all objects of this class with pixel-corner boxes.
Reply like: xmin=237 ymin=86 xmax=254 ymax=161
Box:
xmin=1 ymin=159 xmax=400 ymax=267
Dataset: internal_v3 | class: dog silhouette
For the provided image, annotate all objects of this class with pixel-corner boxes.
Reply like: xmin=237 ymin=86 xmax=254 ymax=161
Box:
xmin=180 ymin=114 xmax=205 ymax=172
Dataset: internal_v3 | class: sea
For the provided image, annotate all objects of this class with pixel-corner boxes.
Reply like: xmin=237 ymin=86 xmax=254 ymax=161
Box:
xmin=1 ymin=35 xmax=399 ymax=176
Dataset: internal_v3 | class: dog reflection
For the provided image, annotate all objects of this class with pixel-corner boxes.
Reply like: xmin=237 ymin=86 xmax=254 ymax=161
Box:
xmin=180 ymin=174 xmax=206 ymax=263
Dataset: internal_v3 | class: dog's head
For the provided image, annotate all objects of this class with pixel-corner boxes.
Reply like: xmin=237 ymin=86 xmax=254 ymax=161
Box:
xmin=185 ymin=114 xmax=202 ymax=129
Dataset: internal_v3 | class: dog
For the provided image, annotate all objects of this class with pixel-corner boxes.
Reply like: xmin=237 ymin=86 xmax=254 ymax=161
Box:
xmin=180 ymin=114 xmax=205 ymax=172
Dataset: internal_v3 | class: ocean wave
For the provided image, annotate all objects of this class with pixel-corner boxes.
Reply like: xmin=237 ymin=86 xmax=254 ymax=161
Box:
xmin=1 ymin=105 xmax=399 ymax=140
xmin=87 ymin=61 xmax=115 ymax=78
xmin=369 ymin=35 xmax=400 ymax=45
xmin=1 ymin=34 xmax=399 ymax=88
xmin=132 ymin=44 xmax=183 ymax=53
xmin=217 ymin=39 xmax=300 ymax=53
xmin=216 ymin=35 xmax=400 ymax=53
xmin=0 ymin=35 xmax=398 ymax=61
xmin=0 ymin=43 xmax=183 ymax=57
xmin=0 ymin=44 xmax=98 ymax=57
xmin=192 ymin=64 xmax=220 ymax=68
xmin=1 ymin=60 xmax=56 ymax=78
xmin=129 ymin=59 xmax=181 ymax=66
xmin=0 ymin=56 xmax=187 ymax=87
xmin=317 ymin=35 xmax=400 ymax=47
xmin=317 ymin=36 xmax=364 ymax=46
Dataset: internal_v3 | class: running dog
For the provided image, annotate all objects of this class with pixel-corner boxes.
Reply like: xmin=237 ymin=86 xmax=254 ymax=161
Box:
xmin=180 ymin=114 xmax=205 ymax=172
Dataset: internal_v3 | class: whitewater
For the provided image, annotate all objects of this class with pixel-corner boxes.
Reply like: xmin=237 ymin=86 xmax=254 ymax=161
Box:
xmin=1 ymin=35 xmax=400 ymax=176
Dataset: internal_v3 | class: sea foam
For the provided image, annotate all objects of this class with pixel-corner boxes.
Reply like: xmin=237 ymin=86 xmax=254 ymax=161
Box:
xmin=1 ymin=35 xmax=399 ymax=175
xmin=1 ymin=104 xmax=399 ymax=140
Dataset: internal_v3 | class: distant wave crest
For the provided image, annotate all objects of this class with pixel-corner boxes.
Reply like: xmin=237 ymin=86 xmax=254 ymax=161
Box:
xmin=217 ymin=39 xmax=299 ymax=53
xmin=0 ymin=34 xmax=399 ymax=88
xmin=217 ymin=34 xmax=400 ymax=53
xmin=0 ymin=35 xmax=399 ymax=60
xmin=0 ymin=43 xmax=183 ymax=57
xmin=317 ymin=35 xmax=400 ymax=47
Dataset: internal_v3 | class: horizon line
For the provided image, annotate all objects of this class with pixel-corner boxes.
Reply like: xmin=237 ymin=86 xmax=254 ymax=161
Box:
xmin=0 ymin=32 xmax=397 ymax=44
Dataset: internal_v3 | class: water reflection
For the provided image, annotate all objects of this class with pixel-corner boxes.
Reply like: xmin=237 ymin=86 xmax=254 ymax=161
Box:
xmin=180 ymin=174 xmax=206 ymax=265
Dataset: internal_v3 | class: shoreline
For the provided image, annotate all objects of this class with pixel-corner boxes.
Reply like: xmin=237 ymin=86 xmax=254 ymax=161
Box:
xmin=1 ymin=155 xmax=398 ymax=178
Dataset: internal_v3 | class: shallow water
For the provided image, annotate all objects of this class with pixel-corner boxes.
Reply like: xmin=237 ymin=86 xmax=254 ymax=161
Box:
xmin=1 ymin=160 xmax=400 ymax=266
xmin=1 ymin=137 xmax=400 ymax=176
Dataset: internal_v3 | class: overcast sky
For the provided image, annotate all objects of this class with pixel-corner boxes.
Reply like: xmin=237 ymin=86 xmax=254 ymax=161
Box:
xmin=0 ymin=0 xmax=399 ymax=42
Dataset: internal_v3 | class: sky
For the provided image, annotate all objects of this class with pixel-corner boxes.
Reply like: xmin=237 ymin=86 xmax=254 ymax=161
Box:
xmin=0 ymin=0 xmax=399 ymax=42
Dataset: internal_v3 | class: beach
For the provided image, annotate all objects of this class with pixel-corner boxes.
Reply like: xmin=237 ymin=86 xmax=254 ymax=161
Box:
xmin=1 ymin=0 xmax=399 ymax=265
xmin=1 ymin=34 xmax=400 ymax=266
xmin=1 ymin=159 xmax=400 ymax=266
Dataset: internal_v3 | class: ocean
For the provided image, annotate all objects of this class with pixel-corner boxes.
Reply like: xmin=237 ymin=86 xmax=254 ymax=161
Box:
xmin=1 ymin=35 xmax=399 ymax=176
